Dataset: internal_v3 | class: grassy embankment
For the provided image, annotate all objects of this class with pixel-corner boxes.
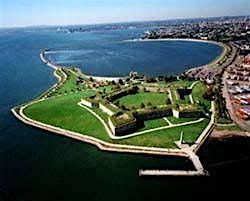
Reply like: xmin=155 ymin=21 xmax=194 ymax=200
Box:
xmin=169 ymin=80 xmax=193 ymax=104
xmin=23 ymin=69 xmax=210 ymax=148
xmin=118 ymin=92 xmax=168 ymax=109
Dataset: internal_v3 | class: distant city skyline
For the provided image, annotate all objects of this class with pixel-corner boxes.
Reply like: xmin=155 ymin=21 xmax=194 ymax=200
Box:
xmin=0 ymin=0 xmax=249 ymax=27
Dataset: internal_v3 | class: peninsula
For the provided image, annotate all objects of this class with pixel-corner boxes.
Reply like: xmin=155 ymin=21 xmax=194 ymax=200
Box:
xmin=12 ymin=16 xmax=250 ymax=176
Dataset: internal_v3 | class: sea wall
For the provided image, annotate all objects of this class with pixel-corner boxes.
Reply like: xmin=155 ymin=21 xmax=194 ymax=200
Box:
xmin=12 ymin=106 xmax=186 ymax=157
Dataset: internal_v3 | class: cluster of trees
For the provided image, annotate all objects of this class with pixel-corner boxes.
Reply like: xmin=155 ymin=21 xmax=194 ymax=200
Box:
xmin=143 ymin=76 xmax=157 ymax=83
xmin=76 ymin=76 xmax=84 ymax=85
xmin=162 ymin=75 xmax=178 ymax=83
xmin=203 ymin=87 xmax=215 ymax=101
xmin=107 ymin=86 xmax=139 ymax=102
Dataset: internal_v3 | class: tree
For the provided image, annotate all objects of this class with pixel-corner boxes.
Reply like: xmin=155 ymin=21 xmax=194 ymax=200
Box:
xmin=118 ymin=79 xmax=124 ymax=85
xmin=203 ymin=87 xmax=214 ymax=101
xmin=140 ymin=102 xmax=145 ymax=109
xmin=147 ymin=102 xmax=152 ymax=107
xmin=114 ymin=100 xmax=120 ymax=107
xmin=166 ymin=98 xmax=171 ymax=105
xmin=158 ymin=75 xmax=164 ymax=81
xmin=175 ymin=103 xmax=180 ymax=109
xmin=131 ymin=106 xmax=136 ymax=111
xmin=114 ymin=84 xmax=121 ymax=90
xmin=121 ymin=105 xmax=127 ymax=110
xmin=125 ymin=77 xmax=130 ymax=82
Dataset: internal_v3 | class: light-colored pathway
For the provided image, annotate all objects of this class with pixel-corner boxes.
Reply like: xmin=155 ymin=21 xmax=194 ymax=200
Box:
xmin=77 ymin=102 xmax=114 ymax=138
xmin=139 ymin=146 xmax=208 ymax=176
xmin=163 ymin=117 xmax=174 ymax=126
xmin=188 ymin=81 xmax=199 ymax=104
xmin=109 ymin=118 xmax=205 ymax=140
xmin=78 ymin=101 xmax=205 ymax=140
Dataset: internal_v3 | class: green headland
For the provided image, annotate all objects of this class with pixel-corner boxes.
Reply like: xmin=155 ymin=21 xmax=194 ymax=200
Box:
xmin=20 ymin=67 xmax=212 ymax=149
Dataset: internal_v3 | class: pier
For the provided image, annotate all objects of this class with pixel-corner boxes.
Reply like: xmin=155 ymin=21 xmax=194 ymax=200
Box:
xmin=139 ymin=147 xmax=208 ymax=176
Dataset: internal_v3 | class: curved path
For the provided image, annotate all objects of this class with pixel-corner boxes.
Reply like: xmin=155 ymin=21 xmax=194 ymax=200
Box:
xmin=10 ymin=49 xmax=215 ymax=176
xmin=77 ymin=102 xmax=114 ymax=138
xmin=78 ymin=101 xmax=205 ymax=140
xmin=12 ymin=104 xmax=187 ymax=157
xmin=114 ymin=118 xmax=205 ymax=140
xmin=188 ymin=81 xmax=199 ymax=104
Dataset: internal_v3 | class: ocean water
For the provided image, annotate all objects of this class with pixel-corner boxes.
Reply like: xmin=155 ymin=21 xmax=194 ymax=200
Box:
xmin=0 ymin=27 xmax=245 ymax=201
xmin=44 ymin=29 xmax=223 ymax=77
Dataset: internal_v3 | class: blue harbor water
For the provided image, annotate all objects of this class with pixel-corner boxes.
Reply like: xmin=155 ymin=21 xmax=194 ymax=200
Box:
xmin=0 ymin=26 xmax=246 ymax=200
xmin=44 ymin=29 xmax=222 ymax=77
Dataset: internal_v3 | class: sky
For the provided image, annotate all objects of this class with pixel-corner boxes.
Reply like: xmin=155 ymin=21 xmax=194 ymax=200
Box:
xmin=0 ymin=0 xmax=249 ymax=27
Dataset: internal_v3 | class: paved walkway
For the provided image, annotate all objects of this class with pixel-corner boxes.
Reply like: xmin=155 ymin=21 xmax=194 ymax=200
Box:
xmin=77 ymin=102 xmax=114 ymax=138
xmin=78 ymin=102 xmax=205 ymax=140
xmin=191 ymin=101 xmax=215 ymax=153
xmin=140 ymin=146 xmax=208 ymax=176
xmin=109 ymin=118 xmax=204 ymax=140
xmin=163 ymin=117 xmax=173 ymax=126
xmin=188 ymin=81 xmax=199 ymax=104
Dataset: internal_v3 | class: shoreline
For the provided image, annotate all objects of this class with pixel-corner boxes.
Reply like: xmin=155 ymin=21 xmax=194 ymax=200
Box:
xmin=124 ymin=38 xmax=228 ymax=69
xmin=40 ymin=38 xmax=227 ymax=81
xmin=40 ymin=51 xmax=126 ymax=82
xmin=12 ymin=99 xmax=208 ymax=175
xmin=12 ymin=104 xmax=187 ymax=157
xmin=11 ymin=42 xmax=218 ymax=176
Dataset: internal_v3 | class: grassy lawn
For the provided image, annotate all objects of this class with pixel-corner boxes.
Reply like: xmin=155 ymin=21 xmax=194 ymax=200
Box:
xmin=137 ymin=118 xmax=168 ymax=132
xmin=97 ymin=85 xmax=114 ymax=94
xmin=119 ymin=119 xmax=209 ymax=148
xmin=167 ymin=116 xmax=199 ymax=124
xmin=118 ymin=92 xmax=168 ymax=109
xmin=169 ymin=80 xmax=193 ymax=105
xmin=171 ymin=80 xmax=193 ymax=87
xmin=215 ymin=124 xmax=243 ymax=132
xmin=217 ymin=117 xmax=233 ymax=124
xmin=23 ymin=89 xmax=209 ymax=148
xmin=192 ymin=82 xmax=211 ymax=112
xmin=50 ymin=69 xmax=86 ymax=97
xmin=23 ymin=73 xmax=211 ymax=149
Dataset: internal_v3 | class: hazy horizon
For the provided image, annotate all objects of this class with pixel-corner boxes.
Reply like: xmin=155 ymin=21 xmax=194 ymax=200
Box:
xmin=0 ymin=0 xmax=250 ymax=28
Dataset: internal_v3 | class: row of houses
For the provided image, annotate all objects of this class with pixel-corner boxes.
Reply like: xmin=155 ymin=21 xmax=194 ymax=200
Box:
xmin=228 ymin=84 xmax=250 ymax=94
xmin=226 ymin=54 xmax=250 ymax=121
xmin=236 ymin=107 xmax=250 ymax=120
xmin=233 ymin=94 xmax=250 ymax=105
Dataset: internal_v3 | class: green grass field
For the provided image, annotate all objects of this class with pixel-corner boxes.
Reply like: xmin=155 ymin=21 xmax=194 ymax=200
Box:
xmin=169 ymin=80 xmax=193 ymax=104
xmin=138 ymin=118 xmax=169 ymax=132
xmin=215 ymin=124 xmax=243 ymax=132
xmin=24 ymin=90 xmax=209 ymax=148
xmin=50 ymin=69 xmax=86 ymax=97
xmin=192 ymin=82 xmax=211 ymax=112
xmin=118 ymin=92 xmax=168 ymax=109
xmin=22 ymin=70 xmax=210 ymax=149
xmin=167 ymin=116 xmax=199 ymax=124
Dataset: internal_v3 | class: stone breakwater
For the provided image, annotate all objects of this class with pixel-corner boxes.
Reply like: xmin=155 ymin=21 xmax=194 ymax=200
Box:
xmin=40 ymin=50 xmax=125 ymax=82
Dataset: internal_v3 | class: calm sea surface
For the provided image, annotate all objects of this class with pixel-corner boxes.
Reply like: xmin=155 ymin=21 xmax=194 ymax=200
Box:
xmin=0 ymin=27 xmax=245 ymax=201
